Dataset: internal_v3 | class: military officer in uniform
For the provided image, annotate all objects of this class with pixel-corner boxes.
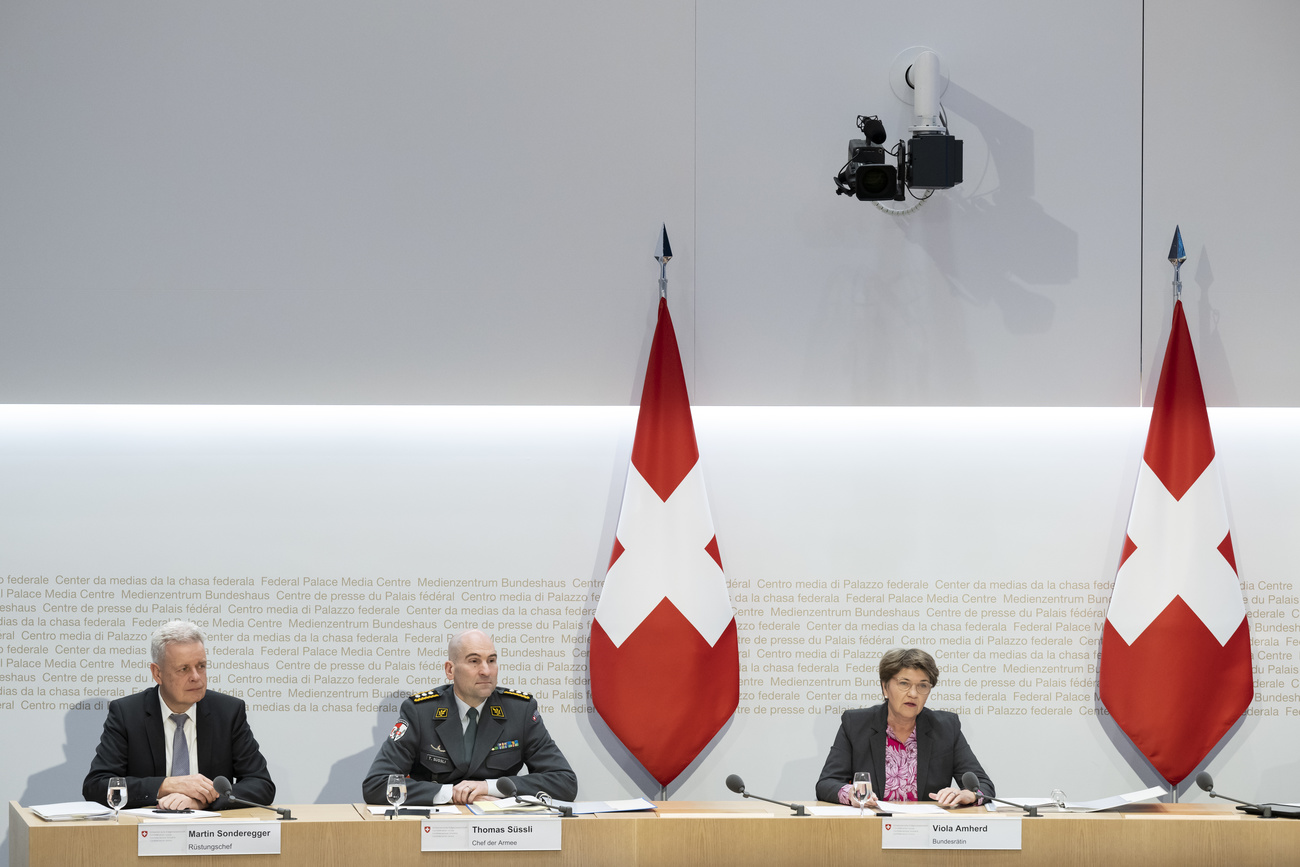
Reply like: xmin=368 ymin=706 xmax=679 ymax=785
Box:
xmin=363 ymin=629 xmax=577 ymax=805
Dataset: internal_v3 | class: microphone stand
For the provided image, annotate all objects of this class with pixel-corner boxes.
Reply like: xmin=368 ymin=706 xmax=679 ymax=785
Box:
xmin=223 ymin=793 xmax=296 ymax=820
xmin=735 ymin=789 xmax=807 ymax=817
xmin=961 ymin=773 xmax=1039 ymax=817
xmin=1206 ymin=790 xmax=1274 ymax=818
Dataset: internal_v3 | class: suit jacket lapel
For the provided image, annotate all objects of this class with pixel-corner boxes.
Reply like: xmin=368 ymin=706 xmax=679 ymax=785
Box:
xmin=866 ymin=703 xmax=887 ymax=797
xmin=915 ymin=709 xmax=933 ymax=799
xmin=144 ymin=686 xmax=167 ymax=775
xmin=469 ymin=698 xmax=505 ymax=772
xmin=195 ymin=697 xmax=212 ymax=777
xmin=435 ymin=696 xmax=466 ymax=770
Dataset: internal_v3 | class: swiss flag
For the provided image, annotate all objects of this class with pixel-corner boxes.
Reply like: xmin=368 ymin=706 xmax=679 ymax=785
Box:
xmin=590 ymin=296 xmax=739 ymax=786
xmin=1099 ymin=299 xmax=1253 ymax=784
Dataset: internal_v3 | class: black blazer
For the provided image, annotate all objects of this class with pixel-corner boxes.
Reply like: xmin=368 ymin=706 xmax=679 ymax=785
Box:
xmin=82 ymin=686 xmax=275 ymax=809
xmin=815 ymin=703 xmax=994 ymax=803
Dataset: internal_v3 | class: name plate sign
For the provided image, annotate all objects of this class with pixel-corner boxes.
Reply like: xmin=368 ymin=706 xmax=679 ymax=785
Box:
xmin=420 ymin=816 xmax=562 ymax=852
xmin=138 ymin=820 xmax=282 ymax=856
xmin=881 ymin=817 xmax=1021 ymax=850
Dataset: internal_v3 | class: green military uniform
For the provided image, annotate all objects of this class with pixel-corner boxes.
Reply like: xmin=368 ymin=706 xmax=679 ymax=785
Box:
xmin=363 ymin=685 xmax=577 ymax=804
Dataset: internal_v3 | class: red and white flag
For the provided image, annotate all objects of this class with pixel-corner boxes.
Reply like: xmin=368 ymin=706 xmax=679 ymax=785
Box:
xmin=1099 ymin=299 xmax=1253 ymax=784
xmin=590 ymin=296 xmax=739 ymax=786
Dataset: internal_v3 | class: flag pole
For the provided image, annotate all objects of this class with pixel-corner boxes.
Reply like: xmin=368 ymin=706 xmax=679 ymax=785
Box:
xmin=654 ymin=222 xmax=670 ymax=806
xmin=1166 ymin=224 xmax=1186 ymax=806
xmin=656 ymin=224 xmax=672 ymax=299
xmin=1168 ymin=225 xmax=1186 ymax=303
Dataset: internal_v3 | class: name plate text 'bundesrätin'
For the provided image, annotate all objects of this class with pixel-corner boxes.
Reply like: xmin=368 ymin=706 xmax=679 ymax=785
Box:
xmin=881 ymin=817 xmax=1021 ymax=850
xmin=138 ymin=821 xmax=282 ymax=856
xmin=421 ymin=816 xmax=562 ymax=851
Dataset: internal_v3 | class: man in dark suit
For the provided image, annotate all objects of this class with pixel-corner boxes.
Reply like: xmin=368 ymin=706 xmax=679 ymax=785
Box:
xmin=363 ymin=629 xmax=576 ymax=805
xmin=82 ymin=620 xmax=275 ymax=810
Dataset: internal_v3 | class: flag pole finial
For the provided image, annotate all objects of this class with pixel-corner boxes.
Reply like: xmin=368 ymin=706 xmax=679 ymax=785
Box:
xmin=655 ymin=224 xmax=672 ymax=298
xmin=1168 ymin=226 xmax=1186 ymax=302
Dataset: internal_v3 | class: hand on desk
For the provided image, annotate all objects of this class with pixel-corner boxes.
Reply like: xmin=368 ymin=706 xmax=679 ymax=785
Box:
xmin=159 ymin=774 xmax=216 ymax=806
xmin=451 ymin=780 xmax=497 ymax=804
xmin=929 ymin=787 xmax=977 ymax=807
xmin=157 ymin=792 xmax=204 ymax=810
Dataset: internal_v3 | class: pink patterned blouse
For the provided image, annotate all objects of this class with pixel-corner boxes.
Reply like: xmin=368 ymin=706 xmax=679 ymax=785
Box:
xmin=836 ymin=724 xmax=918 ymax=805
xmin=882 ymin=724 xmax=919 ymax=801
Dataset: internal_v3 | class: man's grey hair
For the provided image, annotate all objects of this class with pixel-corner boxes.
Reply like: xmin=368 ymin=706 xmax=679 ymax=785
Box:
xmin=150 ymin=620 xmax=206 ymax=666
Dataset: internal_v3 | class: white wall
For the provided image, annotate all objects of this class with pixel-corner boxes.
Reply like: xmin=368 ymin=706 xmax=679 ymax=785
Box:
xmin=2 ymin=407 xmax=1297 ymax=822
xmin=6 ymin=2 xmax=1295 ymax=406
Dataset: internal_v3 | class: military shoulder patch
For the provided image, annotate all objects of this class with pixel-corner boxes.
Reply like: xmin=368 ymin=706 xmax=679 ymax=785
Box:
xmin=500 ymin=688 xmax=532 ymax=701
xmin=411 ymin=688 xmax=442 ymax=703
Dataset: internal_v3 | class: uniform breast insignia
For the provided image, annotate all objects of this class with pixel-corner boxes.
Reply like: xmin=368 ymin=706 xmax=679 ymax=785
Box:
xmin=489 ymin=705 xmax=505 ymax=719
xmin=435 ymin=707 xmax=449 ymax=718
xmin=491 ymin=740 xmax=520 ymax=751
xmin=500 ymin=688 xmax=533 ymax=701
xmin=412 ymin=688 xmax=442 ymax=703
xmin=431 ymin=743 xmax=447 ymax=753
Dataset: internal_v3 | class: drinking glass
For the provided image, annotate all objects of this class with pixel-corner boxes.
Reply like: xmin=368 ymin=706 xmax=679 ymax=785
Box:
xmin=107 ymin=777 xmax=127 ymax=817
xmin=853 ymin=772 xmax=872 ymax=818
xmin=386 ymin=774 xmax=407 ymax=818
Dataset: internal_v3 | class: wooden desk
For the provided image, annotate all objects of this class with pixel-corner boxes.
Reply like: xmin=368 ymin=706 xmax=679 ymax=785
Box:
xmin=11 ymin=800 xmax=1300 ymax=867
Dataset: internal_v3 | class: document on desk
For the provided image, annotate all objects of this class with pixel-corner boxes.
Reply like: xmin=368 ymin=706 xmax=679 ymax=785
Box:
xmin=1063 ymin=786 xmax=1167 ymax=812
xmin=366 ymin=805 xmax=461 ymax=816
xmin=804 ymin=804 xmax=943 ymax=817
xmin=121 ymin=807 xmax=221 ymax=819
xmin=466 ymin=797 xmax=550 ymax=815
xmin=878 ymin=801 xmax=948 ymax=814
xmin=420 ymin=816 xmax=561 ymax=852
xmin=28 ymin=801 xmax=114 ymax=821
xmin=561 ymin=798 xmax=656 ymax=814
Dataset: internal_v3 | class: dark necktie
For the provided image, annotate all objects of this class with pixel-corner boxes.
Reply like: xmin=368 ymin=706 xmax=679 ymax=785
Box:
xmin=464 ymin=707 xmax=478 ymax=765
xmin=170 ymin=713 xmax=190 ymax=776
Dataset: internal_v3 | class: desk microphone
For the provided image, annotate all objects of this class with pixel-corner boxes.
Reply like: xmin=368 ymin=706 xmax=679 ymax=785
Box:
xmin=212 ymin=776 xmax=296 ymax=820
xmin=724 ymin=774 xmax=807 ymax=816
xmin=497 ymin=778 xmax=573 ymax=817
xmin=961 ymin=772 xmax=1040 ymax=817
xmin=1195 ymin=771 xmax=1274 ymax=818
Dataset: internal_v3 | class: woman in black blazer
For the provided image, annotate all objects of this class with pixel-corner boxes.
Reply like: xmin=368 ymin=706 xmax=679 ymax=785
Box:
xmin=816 ymin=647 xmax=994 ymax=806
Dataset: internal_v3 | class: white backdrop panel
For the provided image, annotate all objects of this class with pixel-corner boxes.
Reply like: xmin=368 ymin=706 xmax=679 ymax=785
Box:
xmin=3 ymin=404 xmax=1298 ymax=865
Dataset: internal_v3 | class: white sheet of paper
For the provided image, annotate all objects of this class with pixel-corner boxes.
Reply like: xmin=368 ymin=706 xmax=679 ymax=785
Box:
xmin=27 ymin=801 xmax=114 ymax=821
xmin=878 ymin=801 xmax=948 ymax=814
xmin=563 ymin=798 xmax=657 ymax=814
xmin=1061 ymin=786 xmax=1167 ymax=812
xmin=366 ymin=805 xmax=461 ymax=815
xmin=120 ymin=807 xmax=221 ymax=819
xmin=804 ymin=806 xmax=866 ymax=817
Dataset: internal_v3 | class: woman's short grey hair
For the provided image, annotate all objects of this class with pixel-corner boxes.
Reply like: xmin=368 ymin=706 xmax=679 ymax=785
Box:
xmin=878 ymin=647 xmax=940 ymax=687
xmin=150 ymin=620 xmax=206 ymax=666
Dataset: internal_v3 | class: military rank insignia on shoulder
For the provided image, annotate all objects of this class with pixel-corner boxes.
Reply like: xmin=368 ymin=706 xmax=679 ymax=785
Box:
xmin=411 ymin=688 xmax=442 ymax=703
xmin=500 ymin=688 xmax=532 ymax=701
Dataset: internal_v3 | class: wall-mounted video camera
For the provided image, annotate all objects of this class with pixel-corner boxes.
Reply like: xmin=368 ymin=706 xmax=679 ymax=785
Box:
xmin=833 ymin=48 xmax=963 ymax=206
